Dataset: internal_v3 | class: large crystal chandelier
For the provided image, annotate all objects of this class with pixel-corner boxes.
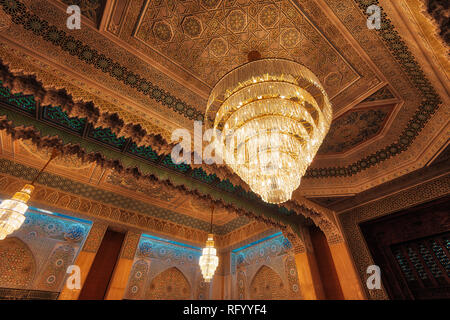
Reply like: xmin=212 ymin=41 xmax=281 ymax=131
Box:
xmin=0 ymin=184 xmax=34 ymax=240
xmin=205 ymin=57 xmax=332 ymax=204
xmin=0 ymin=149 xmax=58 ymax=240
xmin=199 ymin=206 xmax=219 ymax=282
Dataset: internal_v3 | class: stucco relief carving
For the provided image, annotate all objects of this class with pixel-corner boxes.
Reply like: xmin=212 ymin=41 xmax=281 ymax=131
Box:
xmin=0 ymin=6 xmax=11 ymax=31
xmin=133 ymin=0 xmax=358 ymax=98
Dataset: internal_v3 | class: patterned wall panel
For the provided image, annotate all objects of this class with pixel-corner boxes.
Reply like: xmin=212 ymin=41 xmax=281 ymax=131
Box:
xmin=0 ymin=207 xmax=91 ymax=296
xmin=232 ymin=233 xmax=302 ymax=300
xmin=120 ymin=231 xmax=141 ymax=260
xmin=250 ymin=265 xmax=288 ymax=300
xmin=0 ymin=237 xmax=36 ymax=288
xmin=236 ymin=269 xmax=246 ymax=300
xmin=285 ymin=255 xmax=301 ymax=296
xmin=147 ymin=267 xmax=191 ymax=300
xmin=35 ymin=244 xmax=76 ymax=292
xmin=124 ymin=234 xmax=209 ymax=300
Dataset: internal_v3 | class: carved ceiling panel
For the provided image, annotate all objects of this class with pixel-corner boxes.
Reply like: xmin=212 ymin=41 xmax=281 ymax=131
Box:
xmin=318 ymin=102 xmax=395 ymax=155
xmin=0 ymin=0 xmax=447 ymax=198
xmin=108 ymin=0 xmax=385 ymax=115
xmin=18 ymin=139 xmax=92 ymax=172
xmin=361 ymin=85 xmax=396 ymax=103
xmin=132 ymin=0 xmax=359 ymax=99
xmin=61 ymin=0 xmax=107 ymax=26
xmin=307 ymin=196 xmax=351 ymax=209
xmin=186 ymin=197 xmax=239 ymax=225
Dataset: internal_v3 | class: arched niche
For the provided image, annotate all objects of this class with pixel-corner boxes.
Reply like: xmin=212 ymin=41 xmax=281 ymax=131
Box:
xmin=250 ymin=265 xmax=288 ymax=300
xmin=146 ymin=267 xmax=191 ymax=300
xmin=0 ymin=237 xmax=36 ymax=288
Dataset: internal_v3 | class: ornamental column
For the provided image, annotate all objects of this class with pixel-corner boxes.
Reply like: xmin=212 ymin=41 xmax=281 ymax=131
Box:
xmin=285 ymin=227 xmax=325 ymax=300
xmin=104 ymin=230 xmax=141 ymax=300
xmin=58 ymin=221 xmax=108 ymax=300
xmin=328 ymin=240 xmax=366 ymax=300
xmin=211 ymin=249 xmax=232 ymax=300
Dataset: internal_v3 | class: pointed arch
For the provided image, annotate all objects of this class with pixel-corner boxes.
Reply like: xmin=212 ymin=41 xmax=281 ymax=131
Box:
xmin=250 ymin=265 xmax=288 ymax=300
xmin=0 ymin=237 xmax=36 ymax=288
xmin=46 ymin=191 xmax=59 ymax=204
xmin=146 ymin=266 xmax=191 ymax=300
xmin=57 ymin=195 xmax=71 ymax=207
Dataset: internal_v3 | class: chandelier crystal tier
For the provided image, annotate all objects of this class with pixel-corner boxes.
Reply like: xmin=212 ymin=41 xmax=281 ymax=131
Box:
xmin=205 ymin=58 xmax=332 ymax=204
xmin=199 ymin=206 xmax=219 ymax=282
xmin=199 ymin=233 xmax=219 ymax=283
xmin=0 ymin=148 xmax=58 ymax=240
xmin=0 ymin=184 xmax=34 ymax=240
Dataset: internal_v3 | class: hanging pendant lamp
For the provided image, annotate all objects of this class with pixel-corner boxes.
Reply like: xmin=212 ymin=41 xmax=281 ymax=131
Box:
xmin=0 ymin=148 xmax=59 ymax=240
xmin=199 ymin=205 xmax=219 ymax=282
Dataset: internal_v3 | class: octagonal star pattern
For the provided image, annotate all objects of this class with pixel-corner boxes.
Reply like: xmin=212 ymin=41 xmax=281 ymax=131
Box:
xmin=134 ymin=0 xmax=358 ymax=97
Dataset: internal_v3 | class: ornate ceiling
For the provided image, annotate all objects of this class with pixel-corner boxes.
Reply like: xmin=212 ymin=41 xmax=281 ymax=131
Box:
xmin=132 ymin=0 xmax=361 ymax=97
xmin=0 ymin=0 xmax=447 ymax=244
xmin=0 ymin=129 xmax=273 ymax=246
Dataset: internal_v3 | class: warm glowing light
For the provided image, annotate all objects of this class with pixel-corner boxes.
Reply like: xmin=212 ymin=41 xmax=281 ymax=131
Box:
xmin=0 ymin=184 xmax=34 ymax=240
xmin=199 ymin=234 xmax=219 ymax=282
xmin=206 ymin=58 xmax=332 ymax=204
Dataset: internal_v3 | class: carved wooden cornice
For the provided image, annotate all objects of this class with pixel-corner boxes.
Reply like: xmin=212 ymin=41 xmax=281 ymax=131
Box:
xmin=0 ymin=65 xmax=343 ymax=243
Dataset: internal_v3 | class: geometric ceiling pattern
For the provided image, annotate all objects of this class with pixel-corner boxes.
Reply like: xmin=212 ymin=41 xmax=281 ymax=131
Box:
xmin=60 ymin=0 xmax=107 ymax=27
xmin=318 ymin=102 xmax=395 ymax=155
xmin=0 ymin=0 xmax=447 ymax=201
xmin=134 ymin=0 xmax=358 ymax=98
xmin=361 ymin=85 xmax=395 ymax=103
xmin=307 ymin=141 xmax=450 ymax=211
